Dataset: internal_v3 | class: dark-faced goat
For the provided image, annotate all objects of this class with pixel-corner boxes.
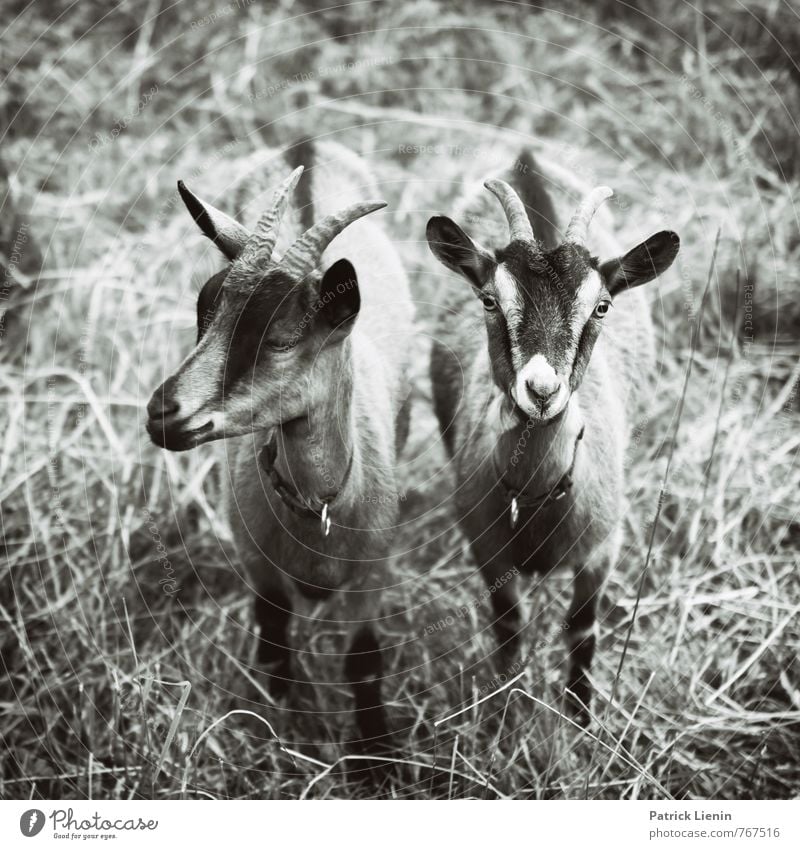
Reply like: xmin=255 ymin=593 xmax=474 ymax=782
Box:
xmin=147 ymin=143 xmax=414 ymax=751
xmin=426 ymin=150 xmax=679 ymax=723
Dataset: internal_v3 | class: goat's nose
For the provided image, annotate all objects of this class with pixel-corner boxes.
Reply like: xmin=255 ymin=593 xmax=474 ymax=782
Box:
xmin=147 ymin=386 xmax=180 ymax=421
xmin=525 ymin=377 xmax=560 ymax=402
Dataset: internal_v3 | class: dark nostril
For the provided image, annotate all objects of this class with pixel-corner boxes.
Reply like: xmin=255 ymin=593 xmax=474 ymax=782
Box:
xmin=147 ymin=393 xmax=180 ymax=421
xmin=526 ymin=380 xmax=559 ymax=401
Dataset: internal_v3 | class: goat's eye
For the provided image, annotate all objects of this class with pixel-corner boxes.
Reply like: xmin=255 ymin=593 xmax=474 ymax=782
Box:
xmin=594 ymin=300 xmax=611 ymax=318
xmin=267 ymin=339 xmax=298 ymax=353
xmin=482 ymin=296 xmax=497 ymax=312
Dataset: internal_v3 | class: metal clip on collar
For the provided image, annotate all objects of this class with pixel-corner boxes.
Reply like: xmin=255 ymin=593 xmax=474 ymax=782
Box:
xmin=503 ymin=426 xmax=584 ymax=530
xmin=259 ymin=432 xmax=354 ymax=538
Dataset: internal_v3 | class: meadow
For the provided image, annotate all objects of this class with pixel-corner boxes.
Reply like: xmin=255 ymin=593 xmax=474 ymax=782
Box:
xmin=1 ymin=0 xmax=799 ymax=799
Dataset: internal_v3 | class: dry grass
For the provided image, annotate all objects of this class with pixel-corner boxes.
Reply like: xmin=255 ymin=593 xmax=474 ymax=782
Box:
xmin=1 ymin=0 xmax=799 ymax=799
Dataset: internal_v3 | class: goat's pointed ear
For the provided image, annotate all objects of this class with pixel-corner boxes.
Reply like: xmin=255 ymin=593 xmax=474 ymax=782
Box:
xmin=319 ymin=259 xmax=360 ymax=335
xmin=426 ymin=216 xmax=496 ymax=289
xmin=599 ymin=231 xmax=680 ymax=297
xmin=178 ymin=180 xmax=251 ymax=262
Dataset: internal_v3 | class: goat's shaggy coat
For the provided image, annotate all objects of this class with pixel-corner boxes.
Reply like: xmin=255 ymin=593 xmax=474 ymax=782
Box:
xmin=147 ymin=140 xmax=414 ymax=753
xmin=427 ymin=149 xmax=678 ymax=721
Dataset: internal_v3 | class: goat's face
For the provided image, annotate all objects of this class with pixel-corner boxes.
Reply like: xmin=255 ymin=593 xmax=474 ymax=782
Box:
xmin=146 ymin=167 xmax=379 ymax=451
xmin=427 ymin=181 xmax=679 ymax=425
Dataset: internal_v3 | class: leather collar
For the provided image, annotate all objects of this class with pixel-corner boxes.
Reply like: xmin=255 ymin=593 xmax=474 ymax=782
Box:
xmin=258 ymin=432 xmax=355 ymax=537
xmin=494 ymin=425 xmax=585 ymax=529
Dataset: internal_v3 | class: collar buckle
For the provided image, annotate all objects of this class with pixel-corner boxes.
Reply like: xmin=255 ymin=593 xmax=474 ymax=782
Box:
xmin=509 ymin=496 xmax=520 ymax=530
xmin=498 ymin=424 xmax=584 ymax=527
xmin=259 ymin=432 xmax=352 ymax=537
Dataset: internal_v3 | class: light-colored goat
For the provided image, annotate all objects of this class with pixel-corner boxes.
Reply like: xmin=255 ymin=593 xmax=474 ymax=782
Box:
xmin=426 ymin=149 xmax=679 ymax=723
xmin=147 ymin=140 xmax=414 ymax=752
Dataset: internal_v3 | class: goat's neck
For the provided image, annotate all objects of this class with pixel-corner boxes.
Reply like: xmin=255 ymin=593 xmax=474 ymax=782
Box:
xmin=490 ymin=391 xmax=585 ymax=487
xmin=274 ymin=352 xmax=356 ymax=501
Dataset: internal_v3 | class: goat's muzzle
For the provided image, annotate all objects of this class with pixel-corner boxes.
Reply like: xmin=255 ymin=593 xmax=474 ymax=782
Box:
xmin=146 ymin=414 xmax=215 ymax=451
xmin=146 ymin=383 xmax=215 ymax=451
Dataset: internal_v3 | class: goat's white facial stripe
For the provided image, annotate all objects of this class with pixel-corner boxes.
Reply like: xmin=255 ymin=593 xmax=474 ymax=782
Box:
xmin=570 ymin=269 xmax=603 ymax=340
xmin=492 ymin=265 xmax=524 ymax=367
xmin=493 ymin=265 xmax=521 ymax=313
xmin=169 ymin=334 xmax=224 ymax=418
xmin=557 ymin=268 xmax=604 ymax=372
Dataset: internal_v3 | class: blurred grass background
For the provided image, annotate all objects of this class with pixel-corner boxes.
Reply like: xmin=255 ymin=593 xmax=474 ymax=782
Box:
xmin=1 ymin=0 xmax=799 ymax=799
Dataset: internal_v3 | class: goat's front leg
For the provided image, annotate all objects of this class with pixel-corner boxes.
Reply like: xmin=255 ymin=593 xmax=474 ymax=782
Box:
xmin=345 ymin=623 xmax=392 ymax=753
xmin=476 ymin=548 xmax=522 ymax=669
xmin=253 ymin=580 xmax=294 ymax=698
xmin=563 ymin=562 xmax=604 ymax=725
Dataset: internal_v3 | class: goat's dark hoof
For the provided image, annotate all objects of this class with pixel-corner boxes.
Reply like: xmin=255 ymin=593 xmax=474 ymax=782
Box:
xmin=254 ymin=659 xmax=293 ymax=702
xmin=345 ymin=730 xmax=398 ymax=793
xmin=479 ymin=646 xmax=524 ymax=701
xmin=492 ymin=631 xmax=522 ymax=668
xmin=564 ymin=687 xmax=592 ymax=728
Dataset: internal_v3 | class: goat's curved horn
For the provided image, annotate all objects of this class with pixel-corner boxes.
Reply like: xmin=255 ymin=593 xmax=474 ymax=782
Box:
xmin=177 ymin=181 xmax=251 ymax=260
xmin=240 ymin=165 xmax=304 ymax=262
xmin=281 ymin=201 xmax=387 ymax=278
xmin=565 ymin=186 xmax=613 ymax=246
xmin=484 ymin=179 xmax=534 ymax=242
